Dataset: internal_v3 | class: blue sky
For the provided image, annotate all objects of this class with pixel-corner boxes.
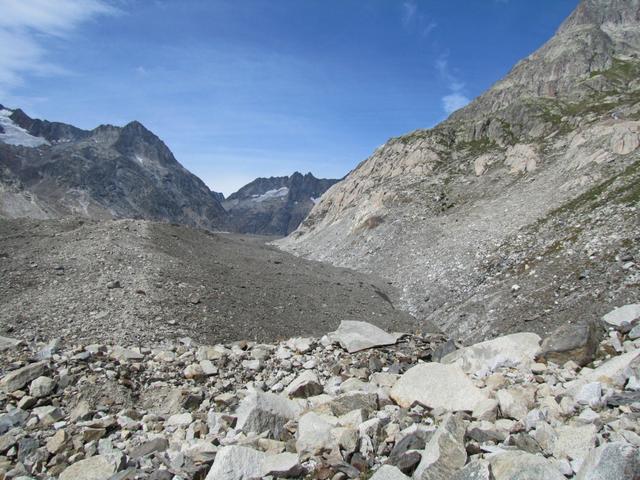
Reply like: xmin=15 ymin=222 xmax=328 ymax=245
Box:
xmin=0 ymin=0 xmax=579 ymax=195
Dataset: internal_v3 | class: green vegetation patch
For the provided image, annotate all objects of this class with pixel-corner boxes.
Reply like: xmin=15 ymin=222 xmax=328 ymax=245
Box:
xmin=590 ymin=58 xmax=640 ymax=85
xmin=454 ymin=137 xmax=499 ymax=156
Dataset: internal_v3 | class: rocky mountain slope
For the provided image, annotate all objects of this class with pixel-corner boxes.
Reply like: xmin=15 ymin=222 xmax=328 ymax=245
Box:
xmin=223 ymin=172 xmax=339 ymax=236
xmin=1 ymin=308 xmax=638 ymax=479
xmin=277 ymin=0 xmax=640 ymax=343
xmin=0 ymin=217 xmax=419 ymax=346
xmin=0 ymin=106 xmax=227 ymax=230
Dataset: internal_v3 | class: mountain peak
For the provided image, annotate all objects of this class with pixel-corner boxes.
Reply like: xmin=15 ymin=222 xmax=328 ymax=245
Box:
xmin=561 ymin=0 xmax=640 ymax=32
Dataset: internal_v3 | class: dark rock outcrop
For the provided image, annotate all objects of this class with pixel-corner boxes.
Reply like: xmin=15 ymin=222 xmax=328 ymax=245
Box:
xmin=223 ymin=172 xmax=339 ymax=235
xmin=0 ymin=107 xmax=227 ymax=230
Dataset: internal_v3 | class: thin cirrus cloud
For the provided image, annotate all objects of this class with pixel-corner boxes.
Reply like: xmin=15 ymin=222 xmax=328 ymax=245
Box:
xmin=436 ymin=55 xmax=471 ymax=115
xmin=402 ymin=1 xmax=438 ymax=36
xmin=0 ymin=0 xmax=115 ymax=98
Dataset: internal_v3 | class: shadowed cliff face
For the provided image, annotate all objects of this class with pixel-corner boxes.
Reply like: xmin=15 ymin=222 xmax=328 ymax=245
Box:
xmin=0 ymin=107 xmax=227 ymax=230
xmin=277 ymin=0 xmax=640 ymax=341
xmin=222 ymin=172 xmax=339 ymax=236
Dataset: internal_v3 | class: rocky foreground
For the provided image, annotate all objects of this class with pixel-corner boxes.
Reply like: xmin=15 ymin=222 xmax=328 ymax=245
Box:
xmin=1 ymin=309 xmax=639 ymax=479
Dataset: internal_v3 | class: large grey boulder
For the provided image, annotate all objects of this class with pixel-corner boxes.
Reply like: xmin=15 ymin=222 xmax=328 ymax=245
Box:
xmin=490 ymin=451 xmax=565 ymax=480
xmin=261 ymin=452 xmax=305 ymax=478
xmin=110 ymin=346 xmax=144 ymax=361
xmin=602 ymin=304 xmax=640 ymax=332
xmin=450 ymin=459 xmax=492 ymax=480
xmin=370 ymin=465 xmax=411 ymax=480
xmin=29 ymin=376 xmax=55 ymax=398
xmin=205 ymin=445 xmax=266 ymax=480
xmin=59 ymin=455 xmax=118 ymax=480
xmin=0 ymin=362 xmax=47 ymax=393
xmin=538 ymin=321 xmax=601 ymax=366
xmin=0 ymin=336 xmax=22 ymax=352
xmin=285 ymin=370 xmax=323 ymax=398
xmin=329 ymin=391 xmax=378 ymax=416
xmin=328 ymin=320 xmax=403 ymax=353
xmin=496 ymin=386 xmax=535 ymax=420
xmin=553 ymin=424 xmax=598 ymax=471
xmin=576 ymin=442 xmax=640 ymax=480
xmin=296 ymin=411 xmax=340 ymax=457
xmin=441 ymin=333 xmax=541 ymax=375
xmin=235 ymin=390 xmax=301 ymax=440
xmin=575 ymin=348 xmax=640 ymax=389
xmin=413 ymin=413 xmax=467 ymax=480
xmin=390 ymin=363 xmax=487 ymax=411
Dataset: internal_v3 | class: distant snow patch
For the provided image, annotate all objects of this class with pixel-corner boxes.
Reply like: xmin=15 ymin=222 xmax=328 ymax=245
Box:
xmin=311 ymin=196 xmax=321 ymax=205
xmin=135 ymin=154 xmax=145 ymax=165
xmin=0 ymin=109 xmax=49 ymax=147
xmin=251 ymin=187 xmax=289 ymax=202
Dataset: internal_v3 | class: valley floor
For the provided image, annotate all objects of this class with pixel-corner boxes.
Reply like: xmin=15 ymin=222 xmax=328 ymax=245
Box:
xmin=0 ymin=218 xmax=422 ymax=347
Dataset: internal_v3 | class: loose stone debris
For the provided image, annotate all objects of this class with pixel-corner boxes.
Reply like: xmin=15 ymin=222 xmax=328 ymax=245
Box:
xmin=0 ymin=311 xmax=639 ymax=479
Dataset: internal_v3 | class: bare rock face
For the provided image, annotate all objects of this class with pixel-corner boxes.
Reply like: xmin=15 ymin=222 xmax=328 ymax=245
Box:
xmin=277 ymin=0 xmax=640 ymax=342
xmin=0 ymin=106 xmax=227 ymax=230
xmin=222 ymin=172 xmax=339 ymax=236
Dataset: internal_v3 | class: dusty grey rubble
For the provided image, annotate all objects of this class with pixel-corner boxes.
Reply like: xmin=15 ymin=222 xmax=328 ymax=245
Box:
xmin=0 ymin=218 xmax=419 ymax=347
xmin=0 ymin=317 xmax=639 ymax=480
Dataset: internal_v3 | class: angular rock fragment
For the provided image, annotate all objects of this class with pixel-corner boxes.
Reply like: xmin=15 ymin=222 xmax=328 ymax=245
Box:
xmin=370 ymin=465 xmax=411 ymax=480
xmin=413 ymin=413 xmax=467 ymax=480
xmin=575 ymin=349 xmax=640 ymax=389
xmin=538 ymin=321 xmax=601 ymax=366
xmin=575 ymin=442 xmax=640 ymax=480
xmin=390 ymin=363 xmax=487 ymax=411
xmin=285 ymin=370 xmax=323 ymax=398
xmin=235 ymin=390 xmax=301 ymax=440
xmin=490 ymin=451 xmax=565 ymax=480
xmin=442 ymin=333 xmax=541 ymax=375
xmin=261 ymin=452 xmax=305 ymax=478
xmin=553 ymin=424 xmax=597 ymax=470
xmin=29 ymin=376 xmax=55 ymax=398
xmin=450 ymin=459 xmax=492 ymax=480
xmin=329 ymin=320 xmax=403 ymax=353
xmin=602 ymin=304 xmax=640 ymax=332
xmin=0 ymin=362 xmax=47 ymax=393
xmin=59 ymin=454 xmax=118 ymax=480
xmin=204 ymin=445 xmax=266 ymax=480
xmin=0 ymin=336 xmax=22 ymax=352
xmin=296 ymin=411 xmax=340 ymax=457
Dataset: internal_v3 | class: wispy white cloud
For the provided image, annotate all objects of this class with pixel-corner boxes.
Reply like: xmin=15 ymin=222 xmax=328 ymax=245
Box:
xmin=0 ymin=0 xmax=116 ymax=99
xmin=401 ymin=1 xmax=438 ymax=37
xmin=442 ymin=93 xmax=470 ymax=114
xmin=402 ymin=1 xmax=417 ymax=26
xmin=436 ymin=55 xmax=470 ymax=114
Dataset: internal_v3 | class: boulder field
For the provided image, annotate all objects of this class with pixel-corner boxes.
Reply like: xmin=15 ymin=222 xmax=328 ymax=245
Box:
xmin=0 ymin=306 xmax=639 ymax=479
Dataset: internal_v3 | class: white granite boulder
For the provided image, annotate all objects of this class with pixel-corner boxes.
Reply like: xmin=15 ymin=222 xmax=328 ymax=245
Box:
xmin=390 ymin=363 xmax=487 ymax=411
xmin=328 ymin=320 xmax=404 ymax=353
xmin=441 ymin=333 xmax=541 ymax=375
